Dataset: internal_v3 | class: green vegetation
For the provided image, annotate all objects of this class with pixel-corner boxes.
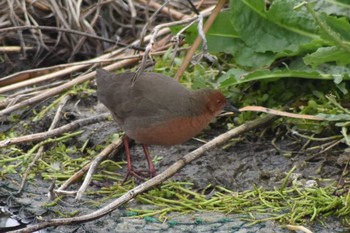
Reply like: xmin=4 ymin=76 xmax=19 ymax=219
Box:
xmin=1 ymin=0 xmax=350 ymax=228
xmin=169 ymin=0 xmax=350 ymax=129
xmin=91 ymin=176 xmax=350 ymax=225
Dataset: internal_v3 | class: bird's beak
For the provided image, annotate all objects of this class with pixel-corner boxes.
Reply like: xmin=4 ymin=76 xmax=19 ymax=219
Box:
xmin=224 ymin=101 xmax=240 ymax=114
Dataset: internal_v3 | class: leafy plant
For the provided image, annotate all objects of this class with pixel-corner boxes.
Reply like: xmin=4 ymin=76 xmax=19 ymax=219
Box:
xmin=173 ymin=0 xmax=350 ymax=89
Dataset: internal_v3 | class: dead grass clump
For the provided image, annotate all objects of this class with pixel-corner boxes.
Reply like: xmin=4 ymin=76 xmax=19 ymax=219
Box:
xmin=0 ymin=0 xmax=184 ymax=76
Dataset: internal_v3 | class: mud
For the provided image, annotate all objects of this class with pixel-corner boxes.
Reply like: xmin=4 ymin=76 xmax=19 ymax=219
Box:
xmin=0 ymin=94 xmax=348 ymax=232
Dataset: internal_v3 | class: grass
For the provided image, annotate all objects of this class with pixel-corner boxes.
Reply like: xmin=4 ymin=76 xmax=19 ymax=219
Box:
xmin=89 ymin=174 xmax=350 ymax=226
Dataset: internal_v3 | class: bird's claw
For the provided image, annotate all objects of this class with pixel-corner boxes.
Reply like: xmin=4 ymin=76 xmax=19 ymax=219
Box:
xmin=122 ymin=168 xmax=156 ymax=183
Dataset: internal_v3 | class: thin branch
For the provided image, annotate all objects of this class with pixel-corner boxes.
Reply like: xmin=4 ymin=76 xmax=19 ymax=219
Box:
xmin=0 ymin=113 xmax=109 ymax=148
xmin=75 ymin=138 xmax=123 ymax=201
xmin=239 ymin=106 xmax=324 ymax=121
xmin=0 ymin=6 xmax=214 ymax=117
xmin=17 ymin=94 xmax=71 ymax=194
xmin=0 ymin=58 xmax=137 ymax=117
xmin=138 ymin=0 xmax=170 ymax=45
xmin=131 ymin=7 xmax=213 ymax=84
xmin=0 ymin=50 xmax=168 ymax=88
xmin=136 ymin=0 xmax=187 ymax=20
xmin=175 ymin=0 xmax=227 ymax=81
xmin=0 ymin=46 xmax=34 ymax=52
xmin=0 ymin=26 xmax=145 ymax=51
xmin=286 ymin=224 xmax=313 ymax=233
xmin=56 ymin=163 xmax=92 ymax=192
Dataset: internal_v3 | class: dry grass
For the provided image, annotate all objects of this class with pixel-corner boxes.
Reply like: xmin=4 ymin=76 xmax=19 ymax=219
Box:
xmin=0 ymin=0 xmax=198 ymax=75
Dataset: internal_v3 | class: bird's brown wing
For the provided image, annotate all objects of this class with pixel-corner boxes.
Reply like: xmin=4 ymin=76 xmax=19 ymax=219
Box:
xmin=96 ymin=69 xmax=193 ymax=129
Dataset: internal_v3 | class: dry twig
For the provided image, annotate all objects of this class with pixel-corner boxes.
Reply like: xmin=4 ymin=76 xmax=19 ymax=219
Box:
xmin=175 ymin=0 xmax=227 ymax=80
xmin=239 ymin=106 xmax=324 ymax=121
xmin=0 ymin=113 xmax=109 ymax=148
xmin=74 ymin=138 xmax=123 ymax=201
xmin=286 ymin=224 xmax=313 ymax=233
xmin=0 ymin=5 xmax=216 ymax=117
xmin=131 ymin=6 xmax=213 ymax=83
xmin=17 ymin=95 xmax=71 ymax=193
xmin=136 ymin=0 xmax=187 ymax=20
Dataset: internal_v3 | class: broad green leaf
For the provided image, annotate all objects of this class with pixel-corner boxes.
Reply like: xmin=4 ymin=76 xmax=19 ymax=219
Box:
xmin=230 ymin=41 xmax=276 ymax=68
xmin=314 ymin=0 xmax=350 ymax=18
xmin=207 ymin=11 xmax=238 ymax=40
xmin=171 ymin=0 xmax=350 ymax=70
xmin=317 ymin=64 xmax=350 ymax=78
xmin=171 ymin=11 xmax=239 ymax=54
xmin=277 ymin=39 xmax=327 ymax=58
xmin=218 ymin=66 xmax=350 ymax=87
xmin=230 ymin=0 xmax=319 ymax=53
xmin=206 ymin=11 xmax=239 ymax=54
xmin=219 ymin=69 xmax=323 ymax=87
xmin=321 ymin=14 xmax=350 ymax=41
xmin=304 ymin=46 xmax=350 ymax=67
xmin=207 ymin=10 xmax=277 ymax=68
xmin=316 ymin=12 xmax=350 ymax=49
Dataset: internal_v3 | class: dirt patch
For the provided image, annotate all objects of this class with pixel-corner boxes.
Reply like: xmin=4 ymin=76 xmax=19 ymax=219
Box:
xmin=0 ymin=94 xmax=347 ymax=232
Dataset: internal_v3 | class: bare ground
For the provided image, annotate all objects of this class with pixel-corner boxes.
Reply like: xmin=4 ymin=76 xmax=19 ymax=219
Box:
xmin=0 ymin=94 xmax=348 ymax=232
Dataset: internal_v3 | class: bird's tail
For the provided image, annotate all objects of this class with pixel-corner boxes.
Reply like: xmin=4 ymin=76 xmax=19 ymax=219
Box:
xmin=95 ymin=68 xmax=115 ymax=104
xmin=95 ymin=68 xmax=112 ymax=87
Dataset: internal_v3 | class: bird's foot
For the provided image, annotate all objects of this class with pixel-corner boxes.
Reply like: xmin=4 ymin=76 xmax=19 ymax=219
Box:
xmin=122 ymin=168 xmax=156 ymax=183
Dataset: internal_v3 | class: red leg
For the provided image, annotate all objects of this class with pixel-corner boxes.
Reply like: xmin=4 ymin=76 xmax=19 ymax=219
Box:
xmin=123 ymin=136 xmax=132 ymax=172
xmin=122 ymin=136 xmax=143 ymax=182
xmin=141 ymin=144 xmax=156 ymax=177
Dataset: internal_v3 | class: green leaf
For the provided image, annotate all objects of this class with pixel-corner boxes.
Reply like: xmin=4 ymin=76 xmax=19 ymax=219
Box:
xmin=230 ymin=0 xmax=319 ymax=54
xmin=218 ymin=66 xmax=350 ymax=87
xmin=171 ymin=0 xmax=350 ymax=70
xmin=321 ymin=14 xmax=350 ymax=41
xmin=316 ymin=113 xmax=350 ymax=121
xmin=171 ymin=11 xmax=239 ymax=54
xmin=207 ymin=10 xmax=278 ymax=68
xmin=336 ymin=82 xmax=348 ymax=94
xmin=219 ymin=69 xmax=323 ymax=87
xmin=304 ymin=46 xmax=350 ymax=67
xmin=207 ymin=11 xmax=239 ymax=40
xmin=206 ymin=11 xmax=239 ymax=54
xmin=314 ymin=0 xmax=350 ymax=18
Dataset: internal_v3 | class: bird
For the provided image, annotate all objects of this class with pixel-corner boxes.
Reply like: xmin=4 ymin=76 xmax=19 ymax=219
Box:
xmin=95 ymin=68 xmax=239 ymax=180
